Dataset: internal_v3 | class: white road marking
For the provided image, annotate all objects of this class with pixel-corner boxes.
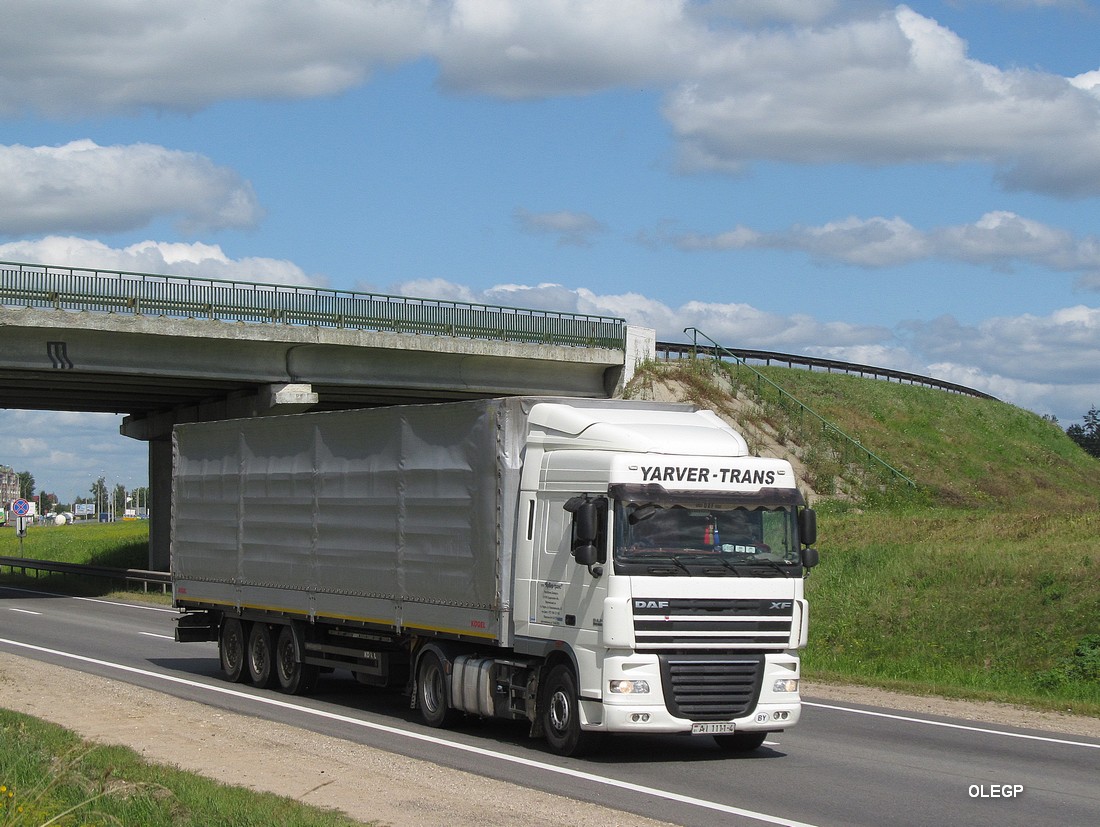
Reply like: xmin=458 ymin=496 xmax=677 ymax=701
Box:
xmin=0 ymin=584 xmax=176 ymax=613
xmin=802 ymin=701 xmax=1100 ymax=749
xmin=1 ymin=636 xmax=819 ymax=827
xmin=6 ymin=608 xmax=42 ymax=616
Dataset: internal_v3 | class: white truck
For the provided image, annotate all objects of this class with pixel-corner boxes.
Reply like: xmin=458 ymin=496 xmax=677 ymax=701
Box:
xmin=172 ymin=396 xmax=818 ymax=756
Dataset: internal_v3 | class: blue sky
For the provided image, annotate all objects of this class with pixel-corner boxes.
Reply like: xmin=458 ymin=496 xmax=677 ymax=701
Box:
xmin=2 ymin=0 xmax=1100 ymax=502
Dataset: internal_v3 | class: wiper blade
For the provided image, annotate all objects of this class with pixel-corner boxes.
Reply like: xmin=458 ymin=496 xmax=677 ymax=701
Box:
xmin=642 ymin=555 xmax=693 ymax=575
xmin=744 ymin=559 xmax=794 ymax=577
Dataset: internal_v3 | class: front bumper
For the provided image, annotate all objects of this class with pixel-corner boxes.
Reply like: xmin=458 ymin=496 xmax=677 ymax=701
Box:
xmin=581 ymin=651 xmax=802 ymax=734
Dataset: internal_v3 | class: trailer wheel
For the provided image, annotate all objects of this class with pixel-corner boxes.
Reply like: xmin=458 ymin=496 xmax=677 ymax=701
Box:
xmin=247 ymin=623 xmax=277 ymax=688
xmin=417 ymin=650 xmax=459 ymax=728
xmin=219 ymin=617 xmax=249 ymax=683
xmin=713 ymin=731 xmax=769 ymax=753
xmin=275 ymin=624 xmax=318 ymax=695
xmin=540 ymin=664 xmax=603 ymax=757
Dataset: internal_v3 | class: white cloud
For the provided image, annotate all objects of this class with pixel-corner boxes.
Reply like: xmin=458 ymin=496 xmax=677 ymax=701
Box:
xmin=0 ymin=1 xmax=431 ymax=117
xmin=0 ymin=237 xmax=321 ymax=286
xmin=689 ymin=0 xmax=840 ymax=26
xmin=1 ymin=4 xmax=1098 ymax=197
xmin=513 ymin=208 xmax=608 ymax=247
xmin=656 ymin=211 xmax=1100 ymax=282
xmin=789 ymin=217 xmax=932 ymax=268
xmin=663 ymin=6 xmax=1100 ymax=196
xmin=433 ymin=0 xmax=701 ymax=98
xmin=0 ymin=141 xmax=262 ymax=235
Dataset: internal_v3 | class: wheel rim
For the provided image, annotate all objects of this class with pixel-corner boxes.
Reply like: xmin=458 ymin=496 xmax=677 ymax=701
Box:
xmin=221 ymin=619 xmax=245 ymax=680
xmin=548 ymin=688 xmax=571 ymax=734
xmin=422 ymin=663 xmax=444 ymax=714
xmin=277 ymin=633 xmax=295 ymax=682
xmin=225 ymin=628 xmax=242 ymax=667
xmin=251 ymin=636 xmax=267 ymax=674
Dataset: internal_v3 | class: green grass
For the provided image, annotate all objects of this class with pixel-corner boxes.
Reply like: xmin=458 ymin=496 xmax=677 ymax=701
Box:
xmin=0 ymin=521 xmax=155 ymax=599
xmin=805 ymin=505 xmax=1100 ymax=715
xmin=0 ymin=709 xmax=371 ymax=827
xmin=0 ymin=520 xmax=148 ymax=568
xmin=629 ymin=360 xmax=1100 ymax=716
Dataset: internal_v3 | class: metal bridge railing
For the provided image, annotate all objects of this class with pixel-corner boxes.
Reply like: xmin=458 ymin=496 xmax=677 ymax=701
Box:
xmin=681 ymin=327 xmax=917 ymax=488
xmin=0 ymin=261 xmax=627 ymax=350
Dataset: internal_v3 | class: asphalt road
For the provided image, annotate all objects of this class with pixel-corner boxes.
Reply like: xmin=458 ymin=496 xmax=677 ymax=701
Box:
xmin=1 ymin=585 xmax=1098 ymax=827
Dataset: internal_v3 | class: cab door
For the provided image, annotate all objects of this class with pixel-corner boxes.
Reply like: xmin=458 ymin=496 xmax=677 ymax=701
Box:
xmin=530 ymin=495 xmax=608 ymax=685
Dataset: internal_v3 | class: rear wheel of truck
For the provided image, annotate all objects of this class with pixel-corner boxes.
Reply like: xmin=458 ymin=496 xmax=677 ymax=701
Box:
xmin=541 ymin=664 xmax=603 ymax=757
xmin=247 ymin=623 xmax=277 ymax=688
xmin=417 ymin=650 xmax=459 ymax=728
xmin=219 ymin=617 xmax=249 ymax=683
xmin=275 ymin=624 xmax=319 ymax=695
xmin=713 ymin=731 xmax=769 ymax=753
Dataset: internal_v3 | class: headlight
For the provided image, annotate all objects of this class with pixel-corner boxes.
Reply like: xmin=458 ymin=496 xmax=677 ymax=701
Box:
xmin=609 ymin=679 xmax=651 ymax=694
xmin=772 ymin=678 xmax=799 ymax=693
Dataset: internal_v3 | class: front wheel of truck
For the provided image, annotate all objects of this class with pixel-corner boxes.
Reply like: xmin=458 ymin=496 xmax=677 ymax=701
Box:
xmin=417 ymin=650 xmax=459 ymax=728
xmin=219 ymin=617 xmax=248 ymax=683
xmin=541 ymin=664 xmax=603 ymax=757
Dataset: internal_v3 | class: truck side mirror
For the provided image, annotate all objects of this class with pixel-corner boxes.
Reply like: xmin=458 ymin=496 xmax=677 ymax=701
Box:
xmin=801 ymin=547 xmax=819 ymax=569
xmin=564 ymin=495 xmax=604 ymax=574
xmin=798 ymin=507 xmax=817 ymax=547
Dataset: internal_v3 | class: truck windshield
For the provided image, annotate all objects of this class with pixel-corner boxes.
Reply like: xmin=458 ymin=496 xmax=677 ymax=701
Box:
xmin=613 ymin=501 xmax=802 ymax=576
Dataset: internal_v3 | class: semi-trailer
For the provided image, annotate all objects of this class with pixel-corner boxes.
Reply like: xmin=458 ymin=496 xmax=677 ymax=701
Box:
xmin=172 ymin=396 xmax=818 ymax=756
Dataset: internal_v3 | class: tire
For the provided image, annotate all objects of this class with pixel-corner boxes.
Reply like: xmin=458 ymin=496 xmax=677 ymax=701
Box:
xmin=275 ymin=624 xmax=319 ymax=696
xmin=417 ymin=650 xmax=459 ymax=728
xmin=713 ymin=731 xmax=769 ymax=753
xmin=247 ymin=622 xmax=277 ymax=688
xmin=540 ymin=664 xmax=603 ymax=757
xmin=219 ymin=617 xmax=249 ymax=683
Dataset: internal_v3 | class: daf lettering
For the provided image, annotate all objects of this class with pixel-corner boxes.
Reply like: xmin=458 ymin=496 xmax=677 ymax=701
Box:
xmin=635 ymin=600 xmax=670 ymax=610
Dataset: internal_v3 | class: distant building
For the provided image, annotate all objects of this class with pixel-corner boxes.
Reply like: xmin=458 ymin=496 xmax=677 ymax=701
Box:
xmin=0 ymin=464 xmax=18 ymax=504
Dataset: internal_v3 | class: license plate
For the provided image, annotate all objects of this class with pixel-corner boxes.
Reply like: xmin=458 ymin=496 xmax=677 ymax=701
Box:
xmin=691 ymin=722 xmax=736 ymax=734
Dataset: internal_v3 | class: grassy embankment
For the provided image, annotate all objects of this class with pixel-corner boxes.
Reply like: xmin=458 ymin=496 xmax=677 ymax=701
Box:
xmin=0 ymin=518 xmax=163 ymax=602
xmin=627 ymin=359 xmax=1100 ymax=716
xmin=0 ymin=709 xmax=369 ymax=827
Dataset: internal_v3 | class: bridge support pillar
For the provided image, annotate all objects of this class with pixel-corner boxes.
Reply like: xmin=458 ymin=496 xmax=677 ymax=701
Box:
xmin=148 ymin=437 xmax=172 ymax=572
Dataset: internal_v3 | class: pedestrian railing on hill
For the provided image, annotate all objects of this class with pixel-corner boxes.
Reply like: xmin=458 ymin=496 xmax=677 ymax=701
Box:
xmin=656 ymin=340 xmax=995 ymax=401
xmin=678 ymin=328 xmax=917 ymax=489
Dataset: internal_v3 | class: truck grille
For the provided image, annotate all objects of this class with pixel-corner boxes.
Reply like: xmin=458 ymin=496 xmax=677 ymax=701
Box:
xmin=659 ymin=654 xmax=764 ymax=720
xmin=632 ymin=598 xmax=793 ymax=650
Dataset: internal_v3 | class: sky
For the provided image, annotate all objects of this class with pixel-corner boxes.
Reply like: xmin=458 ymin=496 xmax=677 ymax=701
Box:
xmin=3 ymin=0 xmax=1100 ymax=503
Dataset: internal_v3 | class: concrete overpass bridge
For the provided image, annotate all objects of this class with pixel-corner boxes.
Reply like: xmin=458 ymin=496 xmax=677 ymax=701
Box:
xmin=0 ymin=262 xmax=654 ymax=567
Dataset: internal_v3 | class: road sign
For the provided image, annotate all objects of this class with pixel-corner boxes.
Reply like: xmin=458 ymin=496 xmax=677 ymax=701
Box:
xmin=15 ymin=516 xmax=29 ymax=537
xmin=11 ymin=498 xmax=30 ymax=517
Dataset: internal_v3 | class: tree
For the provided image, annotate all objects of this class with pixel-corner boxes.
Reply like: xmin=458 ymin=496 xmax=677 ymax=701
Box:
xmin=16 ymin=471 xmax=35 ymax=500
xmin=1066 ymin=407 xmax=1100 ymax=458
xmin=37 ymin=491 xmax=59 ymax=514
xmin=90 ymin=476 xmax=108 ymax=515
xmin=112 ymin=483 xmax=127 ymax=517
